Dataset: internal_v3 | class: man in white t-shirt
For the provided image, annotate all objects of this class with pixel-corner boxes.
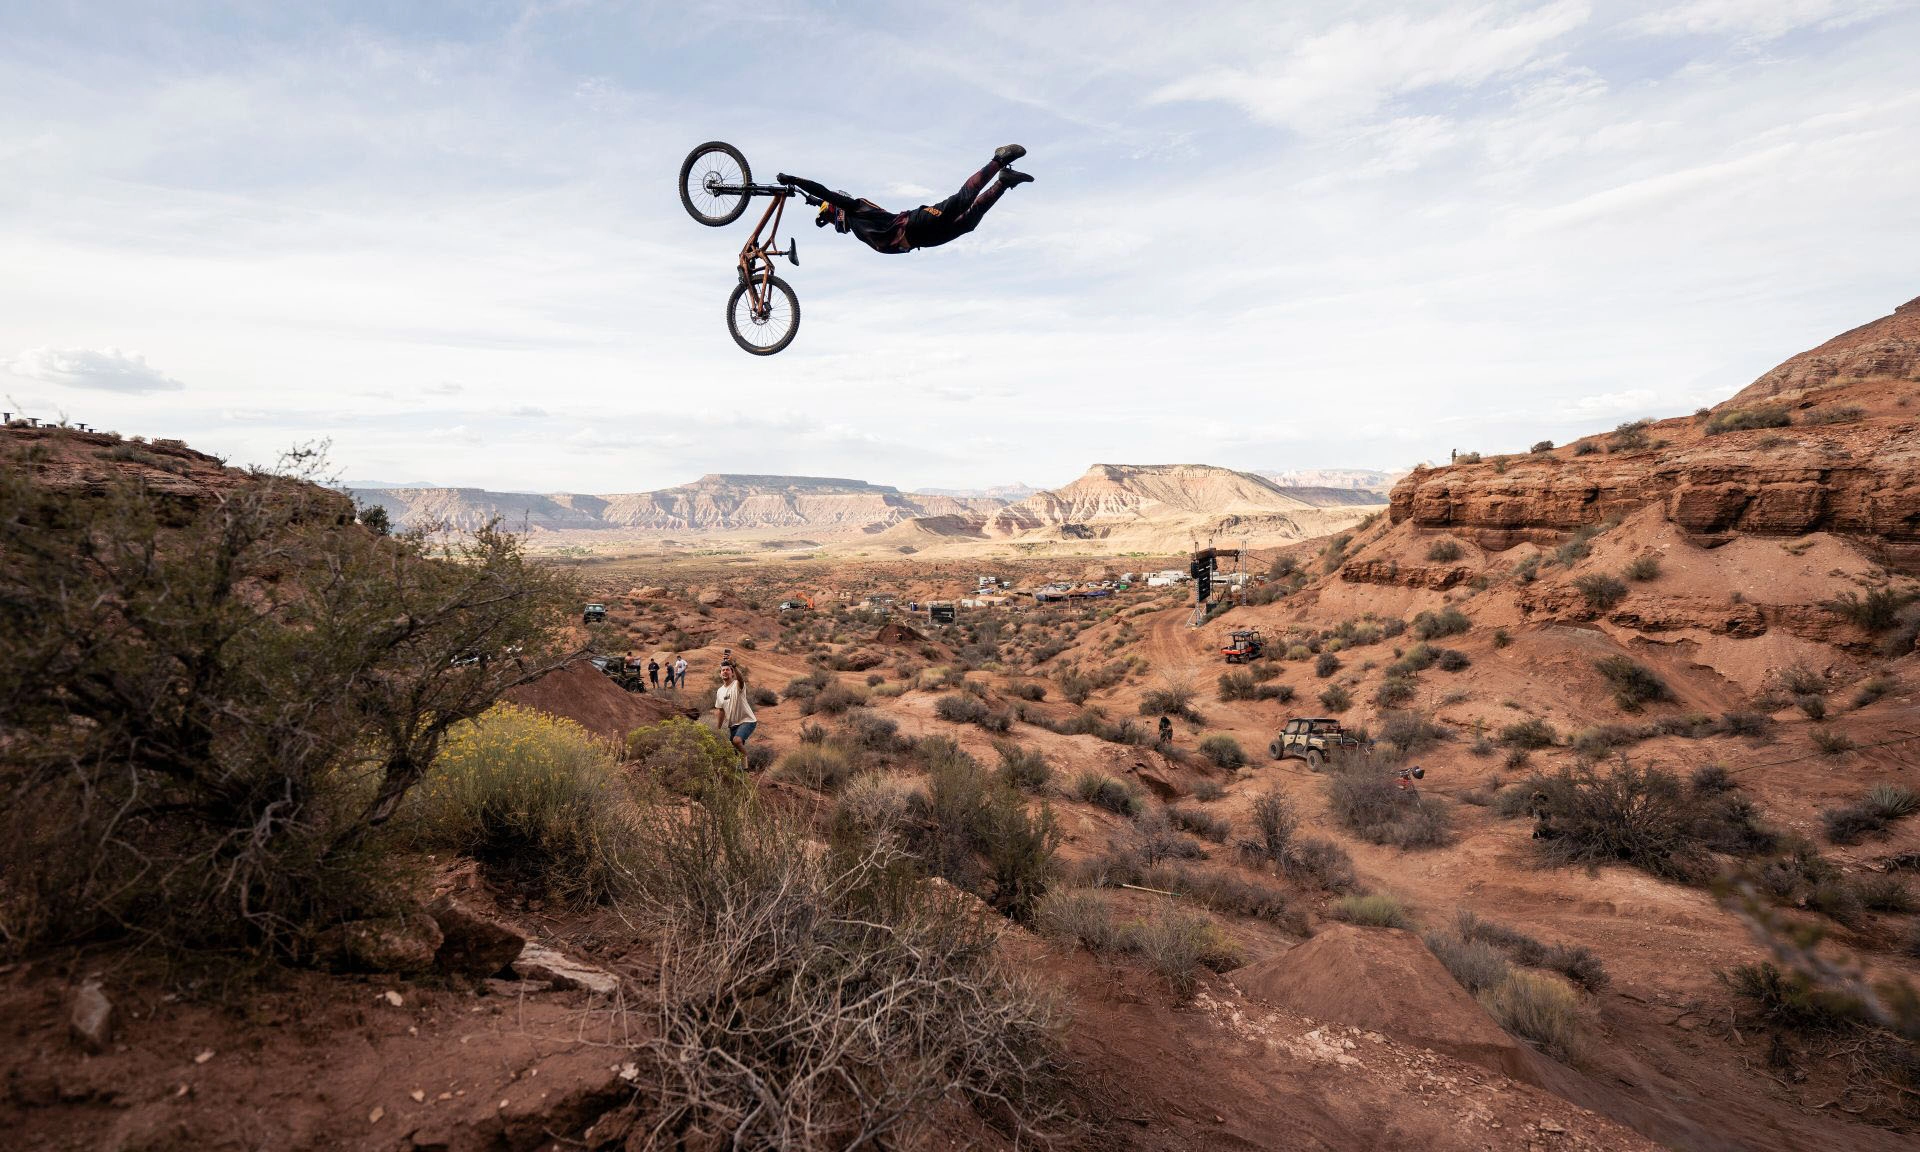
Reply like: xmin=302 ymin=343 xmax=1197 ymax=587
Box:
xmin=673 ymin=655 xmax=688 ymax=688
xmin=712 ymin=663 xmax=757 ymax=764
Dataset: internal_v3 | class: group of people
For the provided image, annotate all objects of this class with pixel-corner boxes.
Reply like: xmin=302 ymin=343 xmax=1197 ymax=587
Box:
xmin=621 ymin=652 xmax=689 ymax=690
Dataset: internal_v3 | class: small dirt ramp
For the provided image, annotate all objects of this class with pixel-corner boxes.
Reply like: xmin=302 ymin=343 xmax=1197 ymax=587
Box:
xmin=503 ymin=659 xmax=698 ymax=743
xmin=1229 ymin=923 xmax=1536 ymax=1085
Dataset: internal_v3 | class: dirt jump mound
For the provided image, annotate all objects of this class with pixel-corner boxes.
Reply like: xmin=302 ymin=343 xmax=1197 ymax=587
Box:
xmin=874 ymin=620 xmax=926 ymax=645
xmin=1230 ymin=924 xmax=1533 ymax=1083
xmin=503 ymin=659 xmax=696 ymax=743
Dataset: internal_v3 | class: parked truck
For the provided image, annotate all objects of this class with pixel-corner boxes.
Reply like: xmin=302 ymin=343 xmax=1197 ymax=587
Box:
xmin=1269 ymin=717 xmax=1369 ymax=768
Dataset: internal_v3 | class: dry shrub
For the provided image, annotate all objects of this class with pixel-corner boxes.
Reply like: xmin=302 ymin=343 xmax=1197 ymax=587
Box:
xmin=1130 ymin=809 xmax=1206 ymax=865
xmin=1125 ymin=902 xmax=1243 ymax=997
xmin=833 ymin=774 xmax=919 ymax=843
xmin=1425 ymin=934 xmax=1511 ymax=993
xmin=408 ymin=704 xmax=638 ymax=905
xmin=775 ymin=744 xmax=859 ymax=793
xmin=1451 ymin=909 xmax=1609 ymax=991
xmin=1594 ymin=655 xmax=1670 ymax=711
xmin=995 ymin=742 xmax=1053 ymax=792
xmin=0 ymin=449 xmax=573 ymax=959
xmin=1168 ymin=805 xmax=1230 ymax=843
xmin=636 ymin=797 xmax=1068 ymax=1149
xmin=1480 ymin=971 xmax=1581 ymax=1061
xmin=805 ymin=680 xmax=869 ymax=715
xmin=1327 ymin=761 xmax=1453 ymax=849
xmin=1198 ymin=734 xmax=1247 ymax=769
xmin=1574 ymin=573 xmax=1628 ymax=610
xmin=1073 ymin=771 xmax=1143 ymax=817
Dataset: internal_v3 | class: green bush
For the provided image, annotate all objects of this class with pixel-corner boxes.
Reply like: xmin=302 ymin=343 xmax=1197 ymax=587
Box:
xmin=1411 ymin=608 xmax=1471 ymax=640
xmin=627 ymin=717 xmax=744 ymax=799
xmin=1314 ymin=652 xmax=1342 ymax=678
xmin=1824 ymin=586 xmax=1918 ymax=632
xmin=1522 ymin=762 xmax=1726 ymax=881
xmin=1073 ymin=771 xmax=1143 ymax=817
xmin=410 ymin=703 xmax=638 ymax=904
xmin=806 ymin=681 xmax=869 ymax=715
xmin=0 ymin=451 xmax=573 ymax=960
xmin=1426 ymin=539 xmax=1464 ymax=562
xmin=1623 ymin=555 xmax=1661 ymax=581
xmin=1705 ymin=405 xmax=1791 ymax=436
xmin=1333 ymin=893 xmax=1412 ymax=929
xmin=995 ymin=742 xmax=1053 ymax=792
xmin=1594 ymin=655 xmax=1671 ymax=711
xmin=1574 ymin=573 xmax=1628 ymax=610
xmin=1374 ymin=675 xmax=1416 ymax=707
xmin=1530 ymin=440 xmax=1555 ymax=454
xmin=910 ymin=746 xmax=1058 ymax=921
xmin=1499 ymin=718 xmax=1557 ymax=749
xmin=1198 ymin=734 xmax=1247 ymax=769
xmin=1139 ymin=683 xmax=1199 ymax=718
xmin=776 ymin=744 xmax=859 ymax=792
xmin=935 ymin=692 xmax=990 ymax=724
xmin=1319 ymin=684 xmax=1352 ymax=712
xmin=1425 ymin=934 xmax=1511 ymax=992
xmin=1725 ymin=962 xmax=1858 ymax=1032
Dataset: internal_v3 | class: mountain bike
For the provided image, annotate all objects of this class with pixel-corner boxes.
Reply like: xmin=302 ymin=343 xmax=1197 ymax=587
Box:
xmin=678 ymin=141 xmax=807 ymax=356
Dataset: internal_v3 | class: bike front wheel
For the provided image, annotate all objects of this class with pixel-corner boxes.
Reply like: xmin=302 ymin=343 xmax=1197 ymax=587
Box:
xmin=726 ymin=275 xmax=800 ymax=356
xmin=679 ymin=141 xmax=751 ymax=226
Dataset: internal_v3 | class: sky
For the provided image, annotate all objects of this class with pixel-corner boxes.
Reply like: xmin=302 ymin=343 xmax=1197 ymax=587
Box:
xmin=3 ymin=1 xmax=1917 ymax=494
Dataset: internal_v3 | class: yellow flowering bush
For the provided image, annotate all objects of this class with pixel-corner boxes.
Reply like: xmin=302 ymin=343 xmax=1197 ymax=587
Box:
xmin=409 ymin=703 xmax=637 ymax=904
xmin=626 ymin=717 xmax=743 ymax=801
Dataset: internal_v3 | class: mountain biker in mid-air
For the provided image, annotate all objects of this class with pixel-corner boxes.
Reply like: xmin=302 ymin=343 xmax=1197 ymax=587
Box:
xmin=777 ymin=145 xmax=1033 ymax=255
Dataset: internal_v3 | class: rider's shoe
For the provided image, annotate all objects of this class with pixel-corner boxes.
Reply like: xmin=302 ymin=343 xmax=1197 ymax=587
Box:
xmin=993 ymin=144 xmax=1027 ymax=165
xmin=775 ymin=172 xmax=796 ymax=185
xmin=998 ymin=168 xmax=1035 ymax=187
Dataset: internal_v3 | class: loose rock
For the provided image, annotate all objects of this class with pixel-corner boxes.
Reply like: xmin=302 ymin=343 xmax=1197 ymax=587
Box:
xmin=68 ymin=979 xmax=115 ymax=1053
xmin=428 ymin=895 xmax=526 ymax=978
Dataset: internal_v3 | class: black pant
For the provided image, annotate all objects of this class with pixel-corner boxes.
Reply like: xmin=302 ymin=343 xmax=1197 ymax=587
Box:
xmin=904 ymin=158 xmax=1008 ymax=250
xmin=649 ymin=668 xmax=659 ymax=686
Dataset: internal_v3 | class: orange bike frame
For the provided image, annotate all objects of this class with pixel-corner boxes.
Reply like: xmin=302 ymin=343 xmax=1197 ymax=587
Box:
xmin=736 ymin=193 xmax=793 ymax=314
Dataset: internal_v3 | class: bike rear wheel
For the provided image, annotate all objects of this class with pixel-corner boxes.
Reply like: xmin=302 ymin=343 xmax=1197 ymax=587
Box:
xmin=726 ymin=275 xmax=800 ymax=356
xmin=679 ymin=141 xmax=751 ymax=226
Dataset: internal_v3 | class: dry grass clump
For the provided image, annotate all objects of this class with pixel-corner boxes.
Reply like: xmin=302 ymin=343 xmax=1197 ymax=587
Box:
xmin=1426 ymin=538 xmax=1464 ymax=562
xmin=1037 ymin=889 xmax=1241 ymax=998
xmin=1425 ymin=934 xmax=1511 ymax=992
xmin=1499 ymin=718 xmax=1557 ymax=749
xmin=1449 ymin=910 xmax=1609 ymax=992
xmin=1073 ymin=771 xmax=1144 ymax=817
xmin=1332 ymin=893 xmax=1412 ymax=929
xmin=775 ymin=743 xmax=860 ymax=793
xmin=1168 ymin=805 xmax=1230 ymax=843
xmin=1705 ymin=404 xmax=1791 ymax=435
xmin=1479 ymin=971 xmax=1581 ymax=1062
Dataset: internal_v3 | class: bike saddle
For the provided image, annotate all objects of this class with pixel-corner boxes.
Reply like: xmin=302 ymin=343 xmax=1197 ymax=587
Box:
xmin=787 ymin=238 xmax=799 ymax=267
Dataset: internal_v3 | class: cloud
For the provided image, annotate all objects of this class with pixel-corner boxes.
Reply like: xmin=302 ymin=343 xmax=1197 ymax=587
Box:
xmin=1150 ymin=1 xmax=1591 ymax=130
xmin=5 ymin=347 xmax=186 ymax=393
xmin=1630 ymin=0 xmax=1899 ymax=41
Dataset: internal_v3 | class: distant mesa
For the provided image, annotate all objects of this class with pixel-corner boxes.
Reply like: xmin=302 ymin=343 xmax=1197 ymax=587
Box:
xmin=347 ymin=462 xmax=1387 ymax=551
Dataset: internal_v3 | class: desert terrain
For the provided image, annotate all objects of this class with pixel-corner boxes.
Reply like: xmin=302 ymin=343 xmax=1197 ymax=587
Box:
xmin=5 ymin=297 xmax=1920 ymax=1152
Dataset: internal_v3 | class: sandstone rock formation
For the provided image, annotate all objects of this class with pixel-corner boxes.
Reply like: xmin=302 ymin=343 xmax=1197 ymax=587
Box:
xmin=1388 ymin=296 xmax=1920 ymax=571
